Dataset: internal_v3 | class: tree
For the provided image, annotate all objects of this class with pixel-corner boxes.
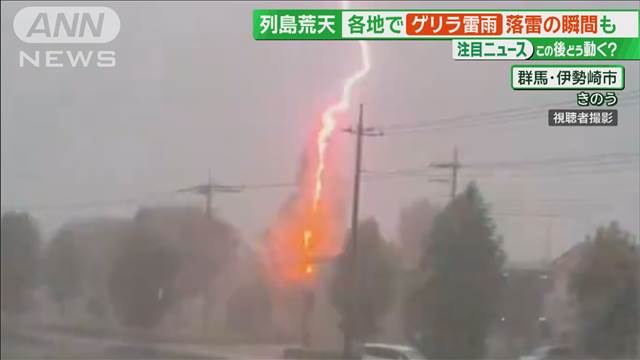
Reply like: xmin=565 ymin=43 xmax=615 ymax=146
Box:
xmin=108 ymin=218 xmax=182 ymax=328
xmin=173 ymin=208 xmax=239 ymax=332
xmin=411 ymin=183 xmax=505 ymax=359
xmin=44 ymin=228 xmax=85 ymax=316
xmin=129 ymin=206 xmax=239 ymax=333
xmin=398 ymin=198 xmax=438 ymax=267
xmin=570 ymin=222 xmax=639 ymax=359
xmin=108 ymin=206 xmax=239 ymax=329
xmin=225 ymin=275 xmax=273 ymax=340
xmin=56 ymin=218 xmax=132 ymax=323
xmin=1 ymin=212 xmax=40 ymax=314
xmin=330 ymin=218 xmax=398 ymax=341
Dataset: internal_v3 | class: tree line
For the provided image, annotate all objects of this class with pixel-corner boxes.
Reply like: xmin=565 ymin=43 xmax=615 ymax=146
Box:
xmin=1 ymin=182 xmax=638 ymax=359
xmin=1 ymin=207 xmax=239 ymax=332
xmin=329 ymin=183 xmax=638 ymax=359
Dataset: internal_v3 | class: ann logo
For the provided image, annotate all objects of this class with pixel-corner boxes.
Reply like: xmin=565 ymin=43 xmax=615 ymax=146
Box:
xmin=27 ymin=11 xmax=105 ymax=39
xmin=14 ymin=7 xmax=120 ymax=43
xmin=13 ymin=7 xmax=119 ymax=68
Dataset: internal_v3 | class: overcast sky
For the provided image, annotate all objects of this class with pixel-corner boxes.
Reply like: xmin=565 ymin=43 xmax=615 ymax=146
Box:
xmin=2 ymin=1 xmax=638 ymax=263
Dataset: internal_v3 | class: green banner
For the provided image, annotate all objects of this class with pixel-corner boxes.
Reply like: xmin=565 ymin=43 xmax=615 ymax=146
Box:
xmin=253 ymin=9 xmax=342 ymax=40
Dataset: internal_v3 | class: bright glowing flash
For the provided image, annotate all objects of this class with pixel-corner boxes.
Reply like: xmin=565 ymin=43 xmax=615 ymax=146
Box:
xmin=303 ymin=230 xmax=313 ymax=274
xmin=304 ymin=0 xmax=371 ymax=276
xmin=305 ymin=264 xmax=314 ymax=274
xmin=303 ymin=230 xmax=312 ymax=250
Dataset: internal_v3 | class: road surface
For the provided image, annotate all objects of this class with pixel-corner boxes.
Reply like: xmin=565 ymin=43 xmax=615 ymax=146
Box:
xmin=1 ymin=327 xmax=286 ymax=359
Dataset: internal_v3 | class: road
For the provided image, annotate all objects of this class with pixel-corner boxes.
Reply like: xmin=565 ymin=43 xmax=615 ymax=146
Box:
xmin=1 ymin=327 xmax=286 ymax=359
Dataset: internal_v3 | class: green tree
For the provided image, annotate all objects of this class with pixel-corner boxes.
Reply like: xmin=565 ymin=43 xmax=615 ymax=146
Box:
xmin=412 ymin=183 xmax=505 ymax=359
xmin=1 ymin=212 xmax=40 ymax=314
xmin=108 ymin=218 xmax=182 ymax=328
xmin=570 ymin=222 xmax=639 ymax=359
xmin=44 ymin=228 xmax=85 ymax=316
xmin=330 ymin=218 xmax=398 ymax=341
xmin=398 ymin=198 xmax=438 ymax=267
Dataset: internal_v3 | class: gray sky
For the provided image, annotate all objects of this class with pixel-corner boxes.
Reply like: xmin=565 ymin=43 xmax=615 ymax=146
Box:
xmin=2 ymin=1 xmax=639 ymax=263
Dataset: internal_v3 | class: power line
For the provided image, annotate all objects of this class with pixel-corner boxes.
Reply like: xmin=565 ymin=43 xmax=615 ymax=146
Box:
xmin=363 ymin=151 xmax=639 ymax=177
xmin=0 ymin=191 xmax=179 ymax=212
xmin=464 ymin=152 xmax=639 ymax=170
xmin=378 ymin=91 xmax=640 ymax=135
xmin=384 ymin=103 xmax=639 ymax=135
xmin=3 ymin=166 xmax=635 ymax=212
xmin=381 ymin=90 xmax=639 ymax=130
xmin=360 ymin=164 xmax=638 ymax=184
xmin=242 ymin=181 xmax=297 ymax=189
xmin=465 ymin=164 xmax=639 ymax=180
xmin=2 ymin=152 xmax=637 ymax=213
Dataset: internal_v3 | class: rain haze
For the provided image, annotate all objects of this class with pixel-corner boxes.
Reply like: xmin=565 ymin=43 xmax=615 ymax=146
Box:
xmin=1 ymin=1 xmax=639 ymax=359
xmin=2 ymin=1 xmax=638 ymax=262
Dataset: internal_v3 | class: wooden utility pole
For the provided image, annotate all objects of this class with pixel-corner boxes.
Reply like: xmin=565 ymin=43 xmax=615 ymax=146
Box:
xmin=177 ymin=172 xmax=244 ymax=219
xmin=430 ymin=147 xmax=462 ymax=200
xmin=342 ymin=104 xmax=383 ymax=358
xmin=176 ymin=173 xmax=243 ymax=335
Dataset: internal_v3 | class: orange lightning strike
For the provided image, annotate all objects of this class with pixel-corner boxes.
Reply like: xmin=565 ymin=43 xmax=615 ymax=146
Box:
xmin=304 ymin=1 xmax=371 ymax=276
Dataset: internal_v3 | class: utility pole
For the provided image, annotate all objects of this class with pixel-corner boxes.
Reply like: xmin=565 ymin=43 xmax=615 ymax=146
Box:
xmin=430 ymin=147 xmax=462 ymax=200
xmin=342 ymin=104 xmax=383 ymax=358
xmin=176 ymin=172 xmax=243 ymax=336
xmin=177 ymin=172 xmax=244 ymax=219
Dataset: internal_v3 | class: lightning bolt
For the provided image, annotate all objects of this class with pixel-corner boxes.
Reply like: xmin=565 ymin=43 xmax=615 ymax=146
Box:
xmin=313 ymin=2 xmax=371 ymax=210
xmin=304 ymin=1 xmax=371 ymax=276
